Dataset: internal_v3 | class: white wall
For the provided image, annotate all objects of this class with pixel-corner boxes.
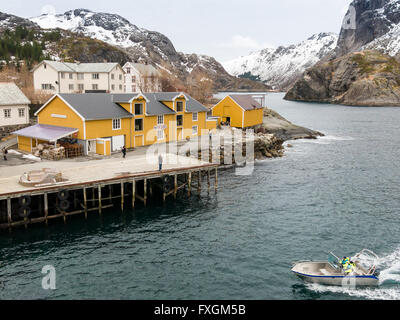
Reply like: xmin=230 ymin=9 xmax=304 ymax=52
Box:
xmin=0 ymin=105 xmax=29 ymax=127
xmin=33 ymin=63 xmax=59 ymax=93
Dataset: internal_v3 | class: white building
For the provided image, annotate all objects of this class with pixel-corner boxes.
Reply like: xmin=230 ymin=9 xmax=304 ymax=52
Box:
xmin=32 ymin=60 xmax=125 ymax=94
xmin=122 ymin=62 xmax=161 ymax=93
xmin=0 ymin=82 xmax=30 ymax=127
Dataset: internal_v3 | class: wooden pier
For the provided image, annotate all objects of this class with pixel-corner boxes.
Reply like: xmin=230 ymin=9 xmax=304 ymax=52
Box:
xmin=0 ymin=154 xmax=218 ymax=231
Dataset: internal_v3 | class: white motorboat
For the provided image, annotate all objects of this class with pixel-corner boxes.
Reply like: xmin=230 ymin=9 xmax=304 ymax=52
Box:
xmin=291 ymin=249 xmax=380 ymax=287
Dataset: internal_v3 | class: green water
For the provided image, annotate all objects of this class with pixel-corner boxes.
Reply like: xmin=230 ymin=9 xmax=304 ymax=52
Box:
xmin=1 ymin=93 xmax=400 ymax=300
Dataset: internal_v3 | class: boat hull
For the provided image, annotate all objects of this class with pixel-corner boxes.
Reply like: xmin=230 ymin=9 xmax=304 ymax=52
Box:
xmin=292 ymin=270 xmax=379 ymax=286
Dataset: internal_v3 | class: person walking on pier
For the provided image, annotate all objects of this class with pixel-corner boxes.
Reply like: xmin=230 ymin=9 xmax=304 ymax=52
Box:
xmin=158 ymin=153 xmax=163 ymax=171
xmin=122 ymin=146 xmax=126 ymax=158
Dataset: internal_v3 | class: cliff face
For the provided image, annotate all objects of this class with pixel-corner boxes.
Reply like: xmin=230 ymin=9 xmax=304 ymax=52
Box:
xmin=284 ymin=50 xmax=400 ymax=106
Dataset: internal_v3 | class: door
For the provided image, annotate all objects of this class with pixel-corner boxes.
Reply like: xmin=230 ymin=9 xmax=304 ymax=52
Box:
xmin=176 ymin=128 xmax=183 ymax=141
xmin=134 ymin=135 xmax=144 ymax=147
xmin=88 ymin=140 xmax=96 ymax=153
xmin=112 ymin=135 xmax=125 ymax=152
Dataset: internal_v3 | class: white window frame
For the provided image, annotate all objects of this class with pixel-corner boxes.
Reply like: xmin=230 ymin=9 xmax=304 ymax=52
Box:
xmin=60 ymin=72 xmax=65 ymax=79
xmin=134 ymin=103 xmax=143 ymax=115
xmin=192 ymin=112 xmax=198 ymax=121
xmin=192 ymin=125 xmax=198 ymax=135
xmin=157 ymin=115 xmax=164 ymax=125
xmin=18 ymin=108 xmax=25 ymax=118
xmin=157 ymin=129 xmax=164 ymax=141
xmin=112 ymin=118 xmax=121 ymax=130
xmin=69 ymin=73 xmax=73 ymax=79
xmin=77 ymin=73 xmax=84 ymax=80
xmin=176 ymin=101 xmax=183 ymax=112
xmin=78 ymin=84 xmax=84 ymax=91
xmin=111 ymin=84 xmax=115 ymax=90
xmin=135 ymin=118 xmax=143 ymax=132
xmin=92 ymin=73 xmax=100 ymax=80
xmin=69 ymin=84 xmax=74 ymax=91
xmin=92 ymin=84 xmax=98 ymax=90
xmin=111 ymin=73 xmax=115 ymax=80
xmin=4 ymin=109 xmax=11 ymax=118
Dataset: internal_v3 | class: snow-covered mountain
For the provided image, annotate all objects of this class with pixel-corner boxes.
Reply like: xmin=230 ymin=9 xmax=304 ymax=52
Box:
xmin=223 ymin=33 xmax=338 ymax=90
xmin=29 ymin=8 xmax=268 ymax=91
xmin=337 ymin=0 xmax=400 ymax=56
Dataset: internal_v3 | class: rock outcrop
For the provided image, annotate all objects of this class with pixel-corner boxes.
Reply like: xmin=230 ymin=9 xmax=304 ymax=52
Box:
xmin=284 ymin=50 xmax=400 ymax=106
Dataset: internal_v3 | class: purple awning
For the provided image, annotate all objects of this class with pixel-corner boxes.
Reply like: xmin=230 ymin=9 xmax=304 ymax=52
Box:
xmin=13 ymin=124 xmax=79 ymax=142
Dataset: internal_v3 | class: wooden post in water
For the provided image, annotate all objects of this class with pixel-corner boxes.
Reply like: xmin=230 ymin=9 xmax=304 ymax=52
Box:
xmin=83 ymin=188 xmax=88 ymax=219
xmin=132 ymin=179 xmax=136 ymax=208
xmin=143 ymin=179 xmax=147 ymax=206
xmin=98 ymin=185 xmax=102 ymax=215
xmin=44 ymin=193 xmax=49 ymax=225
xmin=121 ymin=182 xmax=124 ymax=211
xmin=215 ymin=167 xmax=218 ymax=191
xmin=174 ymin=174 xmax=178 ymax=199
xmin=188 ymin=172 xmax=192 ymax=197
xmin=198 ymin=170 xmax=201 ymax=194
xmin=7 ymin=197 xmax=11 ymax=231
xmin=207 ymin=169 xmax=210 ymax=194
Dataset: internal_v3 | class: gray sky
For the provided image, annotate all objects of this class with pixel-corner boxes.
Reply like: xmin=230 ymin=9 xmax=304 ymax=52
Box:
xmin=2 ymin=0 xmax=353 ymax=62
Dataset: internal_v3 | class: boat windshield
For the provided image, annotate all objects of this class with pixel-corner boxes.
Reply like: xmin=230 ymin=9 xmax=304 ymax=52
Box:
xmin=328 ymin=252 xmax=340 ymax=270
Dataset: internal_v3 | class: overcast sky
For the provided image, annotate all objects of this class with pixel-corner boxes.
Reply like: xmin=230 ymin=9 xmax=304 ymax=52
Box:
xmin=2 ymin=0 xmax=353 ymax=62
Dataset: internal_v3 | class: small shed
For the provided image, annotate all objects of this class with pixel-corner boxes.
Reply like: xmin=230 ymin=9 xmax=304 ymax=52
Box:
xmin=211 ymin=94 xmax=264 ymax=128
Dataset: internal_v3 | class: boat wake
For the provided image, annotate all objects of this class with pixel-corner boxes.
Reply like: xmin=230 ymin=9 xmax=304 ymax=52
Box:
xmin=305 ymin=248 xmax=400 ymax=300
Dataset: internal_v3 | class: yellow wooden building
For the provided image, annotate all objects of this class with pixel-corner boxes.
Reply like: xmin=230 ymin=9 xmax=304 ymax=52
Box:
xmin=211 ymin=94 xmax=264 ymax=128
xmin=14 ymin=92 xmax=217 ymax=156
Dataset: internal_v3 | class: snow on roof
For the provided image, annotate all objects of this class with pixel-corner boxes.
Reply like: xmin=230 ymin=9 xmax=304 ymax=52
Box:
xmin=0 ymin=82 xmax=31 ymax=106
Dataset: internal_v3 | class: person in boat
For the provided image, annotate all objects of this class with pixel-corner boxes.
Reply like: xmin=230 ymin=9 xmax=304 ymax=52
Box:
xmin=343 ymin=260 xmax=356 ymax=275
xmin=340 ymin=257 xmax=350 ymax=268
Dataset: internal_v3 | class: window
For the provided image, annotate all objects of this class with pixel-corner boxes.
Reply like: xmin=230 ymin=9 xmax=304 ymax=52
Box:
xmin=119 ymin=74 xmax=122 ymax=80
xmin=112 ymin=118 xmax=121 ymax=130
xmin=176 ymin=101 xmax=183 ymax=112
xmin=157 ymin=115 xmax=164 ymax=125
xmin=176 ymin=115 xmax=183 ymax=126
xmin=135 ymin=118 xmax=143 ymax=131
xmin=132 ymin=76 xmax=136 ymax=82
xmin=111 ymin=84 xmax=115 ymax=90
xmin=192 ymin=125 xmax=198 ymax=135
xmin=78 ymin=84 xmax=84 ymax=91
xmin=18 ymin=108 xmax=25 ymax=118
xmin=111 ymin=73 xmax=115 ymax=80
xmin=132 ymin=85 xmax=136 ymax=92
xmin=77 ymin=73 xmax=84 ymax=80
xmin=92 ymin=73 xmax=99 ymax=79
xmin=157 ymin=129 xmax=164 ymax=140
xmin=69 ymin=73 xmax=73 ymax=79
xmin=92 ymin=84 xmax=98 ymax=90
xmin=41 ymin=83 xmax=53 ymax=90
xmin=126 ymin=68 xmax=131 ymax=74
xmin=119 ymin=84 xmax=122 ymax=90
xmin=69 ymin=84 xmax=74 ymax=91
xmin=4 ymin=109 xmax=11 ymax=118
xmin=60 ymin=72 xmax=65 ymax=79
xmin=134 ymin=103 xmax=143 ymax=115
xmin=192 ymin=112 xmax=198 ymax=121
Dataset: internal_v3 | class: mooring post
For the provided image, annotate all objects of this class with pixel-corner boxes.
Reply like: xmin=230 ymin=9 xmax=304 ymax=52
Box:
xmin=7 ymin=197 xmax=12 ymax=231
xmin=44 ymin=193 xmax=49 ymax=225
xmin=132 ymin=179 xmax=136 ymax=208
xmin=207 ymin=169 xmax=211 ymax=193
xmin=83 ymin=187 xmax=88 ymax=220
xmin=215 ymin=167 xmax=218 ymax=191
xmin=143 ymin=179 xmax=147 ymax=206
xmin=174 ymin=174 xmax=178 ymax=199
xmin=98 ymin=185 xmax=102 ymax=215
xmin=121 ymin=181 xmax=124 ymax=211
xmin=188 ymin=172 xmax=192 ymax=196
xmin=198 ymin=170 xmax=201 ymax=194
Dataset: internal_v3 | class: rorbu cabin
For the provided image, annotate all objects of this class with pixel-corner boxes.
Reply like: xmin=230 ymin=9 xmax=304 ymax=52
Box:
xmin=211 ymin=94 xmax=264 ymax=128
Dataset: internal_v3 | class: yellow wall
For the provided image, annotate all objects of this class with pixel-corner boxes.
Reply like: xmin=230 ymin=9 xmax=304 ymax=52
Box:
xmin=212 ymin=96 xmax=263 ymax=128
xmin=36 ymin=96 xmax=85 ymax=139
xmin=244 ymin=108 xmax=263 ymax=127
xmin=212 ymin=96 xmax=244 ymax=128
xmin=85 ymin=118 xmax=132 ymax=148
xmin=18 ymin=136 xmax=31 ymax=152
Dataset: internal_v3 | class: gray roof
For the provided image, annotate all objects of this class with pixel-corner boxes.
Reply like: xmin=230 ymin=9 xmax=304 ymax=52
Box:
xmin=13 ymin=124 xmax=78 ymax=142
xmin=40 ymin=60 xmax=120 ymax=73
xmin=229 ymin=95 xmax=263 ymax=110
xmin=0 ymin=82 xmax=31 ymax=106
xmin=59 ymin=93 xmax=133 ymax=120
xmin=124 ymin=63 xmax=160 ymax=77
xmin=114 ymin=92 xmax=208 ymax=115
